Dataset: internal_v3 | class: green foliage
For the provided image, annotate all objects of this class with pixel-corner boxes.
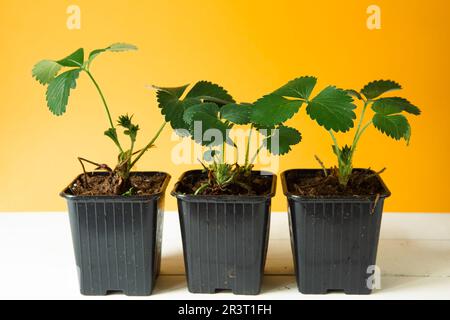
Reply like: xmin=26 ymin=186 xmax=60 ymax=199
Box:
xmin=251 ymin=77 xmax=356 ymax=133
xmin=271 ymin=76 xmax=317 ymax=100
xmin=251 ymin=95 xmax=304 ymax=126
xmin=45 ymin=69 xmax=80 ymax=116
xmin=32 ymin=43 xmax=166 ymax=187
xmin=156 ymin=81 xmax=235 ymax=141
xmin=346 ymin=89 xmax=363 ymax=101
xmin=57 ymin=48 xmax=84 ymax=67
xmin=190 ymin=111 xmax=231 ymax=147
xmin=88 ymin=43 xmax=138 ymax=66
xmin=250 ymin=76 xmax=318 ymax=127
xmin=361 ymin=80 xmax=402 ymax=100
xmin=104 ymin=128 xmax=120 ymax=147
xmin=156 ymin=85 xmax=197 ymax=135
xmin=32 ymin=43 xmax=137 ymax=118
xmin=254 ymin=76 xmax=421 ymax=187
xmin=183 ymin=103 xmax=219 ymax=124
xmin=325 ymin=79 xmax=420 ymax=186
xmin=156 ymin=80 xmax=305 ymax=194
xmin=373 ymin=114 xmax=411 ymax=142
xmin=368 ymin=91 xmax=420 ymax=143
xmin=372 ymin=97 xmax=421 ymax=115
xmin=220 ymin=103 xmax=252 ymax=125
xmin=263 ymin=126 xmax=302 ymax=155
xmin=306 ymin=86 xmax=357 ymax=132
xmin=185 ymin=81 xmax=235 ymax=104
xmin=32 ymin=60 xmax=62 ymax=85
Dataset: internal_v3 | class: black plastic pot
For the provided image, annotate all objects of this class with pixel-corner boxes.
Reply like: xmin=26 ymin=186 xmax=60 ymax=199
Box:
xmin=173 ymin=170 xmax=276 ymax=295
xmin=281 ymin=169 xmax=391 ymax=295
xmin=61 ymin=172 xmax=170 ymax=296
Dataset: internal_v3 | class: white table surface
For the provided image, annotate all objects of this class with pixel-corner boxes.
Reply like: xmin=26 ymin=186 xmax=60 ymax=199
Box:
xmin=0 ymin=212 xmax=449 ymax=300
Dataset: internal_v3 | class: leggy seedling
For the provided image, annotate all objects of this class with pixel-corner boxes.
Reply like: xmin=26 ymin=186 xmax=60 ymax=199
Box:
xmin=155 ymin=81 xmax=302 ymax=195
xmin=252 ymin=78 xmax=421 ymax=186
xmin=32 ymin=43 xmax=167 ymax=194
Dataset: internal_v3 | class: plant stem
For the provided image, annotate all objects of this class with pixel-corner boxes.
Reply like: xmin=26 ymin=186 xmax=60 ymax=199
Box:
xmin=244 ymin=125 xmax=253 ymax=167
xmin=221 ymin=142 xmax=226 ymax=164
xmin=128 ymin=139 xmax=136 ymax=171
xmin=328 ymin=130 xmax=340 ymax=156
xmin=250 ymin=145 xmax=264 ymax=165
xmin=84 ymin=70 xmax=115 ymax=130
xmin=353 ymin=120 xmax=373 ymax=149
xmin=129 ymin=122 xmax=167 ymax=170
xmin=84 ymin=69 xmax=123 ymax=152
xmin=350 ymin=100 xmax=370 ymax=155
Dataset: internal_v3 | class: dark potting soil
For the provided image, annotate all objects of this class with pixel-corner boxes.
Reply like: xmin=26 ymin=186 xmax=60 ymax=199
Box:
xmin=70 ymin=172 xmax=167 ymax=196
xmin=286 ymin=169 xmax=387 ymax=198
xmin=175 ymin=171 xmax=273 ymax=196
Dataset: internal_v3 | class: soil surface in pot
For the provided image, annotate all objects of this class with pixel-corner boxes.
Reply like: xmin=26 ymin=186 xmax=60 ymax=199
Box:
xmin=176 ymin=171 xmax=273 ymax=196
xmin=70 ymin=172 xmax=167 ymax=196
xmin=286 ymin=169 xmax=386 ymax=198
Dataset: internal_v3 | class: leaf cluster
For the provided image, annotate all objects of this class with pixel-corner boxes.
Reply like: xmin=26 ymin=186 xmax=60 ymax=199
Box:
xmin=156 ymin=81 xmax=302 ymax=157
xmin=358 ymin=80 xmax=421 ymax=143
xmin=32 ymin=43 xmax=137 ymax=117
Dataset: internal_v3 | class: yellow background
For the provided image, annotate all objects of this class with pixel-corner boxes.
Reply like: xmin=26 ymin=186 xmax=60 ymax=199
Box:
xmin=0 ymin=0 xmax=448 ymax=212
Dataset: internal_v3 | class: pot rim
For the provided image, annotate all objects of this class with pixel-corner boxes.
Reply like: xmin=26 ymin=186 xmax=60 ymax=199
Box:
xmin=281 ymin=168 xmax=391 ymax=201
xmin=60 ymin=171 xmax=171 ymax=201
xmin=172 ymin=170 xmax=277 ymax=202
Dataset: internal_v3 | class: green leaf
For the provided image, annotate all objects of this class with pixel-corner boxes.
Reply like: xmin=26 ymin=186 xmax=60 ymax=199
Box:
xmin=373 ymin=113 xmax=411 ymax=142
xmin=306 ymin=86 xmax=356 ymax=132
xmin=404 ymin=123 xmax=412 ymax=145
xmin=159 ymin=100 xmax=189 ymax=135
xmin=45 ymin=69 xmax=80 ymax=116
xmin=253 ymin=123 xmax=276 ymax=136
xmin=220 ymin=103 xmax=252 ymax=125
xmin=105 ymin=128 xmax=120 ymax=145
xmin=156 ymin=85 xmax=192 ymax=134
xmin=32 ymin=60 xmax=62 ymax=85
xmin=107 ymin=43 xmax=138 ymax=52
xmin=183 ymin=102 xmax=219 ymax=124
xmin=190 ymin=111 xmax=231 ymax=147
xmin=251 ymin=95 xmax=303 ymax=126
xmin=361 ymin=80 xmax=402 ymax=100
xmin=185 ymin=81 xmax=235 ymax=104
xmin=372 ymin=97 xmax=421 ymax=115
xmin=156 ymin=85 xmax=190 ymax=104
xmin=88 ymin=43 xmax=138 ymax=65
xmin=57 ymin=48 xmax=84 ymax=67
xmin=272 ymin=76 xmax=317 ymax=100
xmin=263 ymin=126 xmax=302 ymax=155
xmin=346 ymin=89 xmax=363 ymax=100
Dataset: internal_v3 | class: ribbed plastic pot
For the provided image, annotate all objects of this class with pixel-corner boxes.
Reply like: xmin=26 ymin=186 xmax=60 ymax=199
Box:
xmin=61 ymin=172 xmax=171 ymax=296
xmin=173 ymin=170 xmax=276 ymax=295
xmin=281 ymin=169 xmax=391 ymax=295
